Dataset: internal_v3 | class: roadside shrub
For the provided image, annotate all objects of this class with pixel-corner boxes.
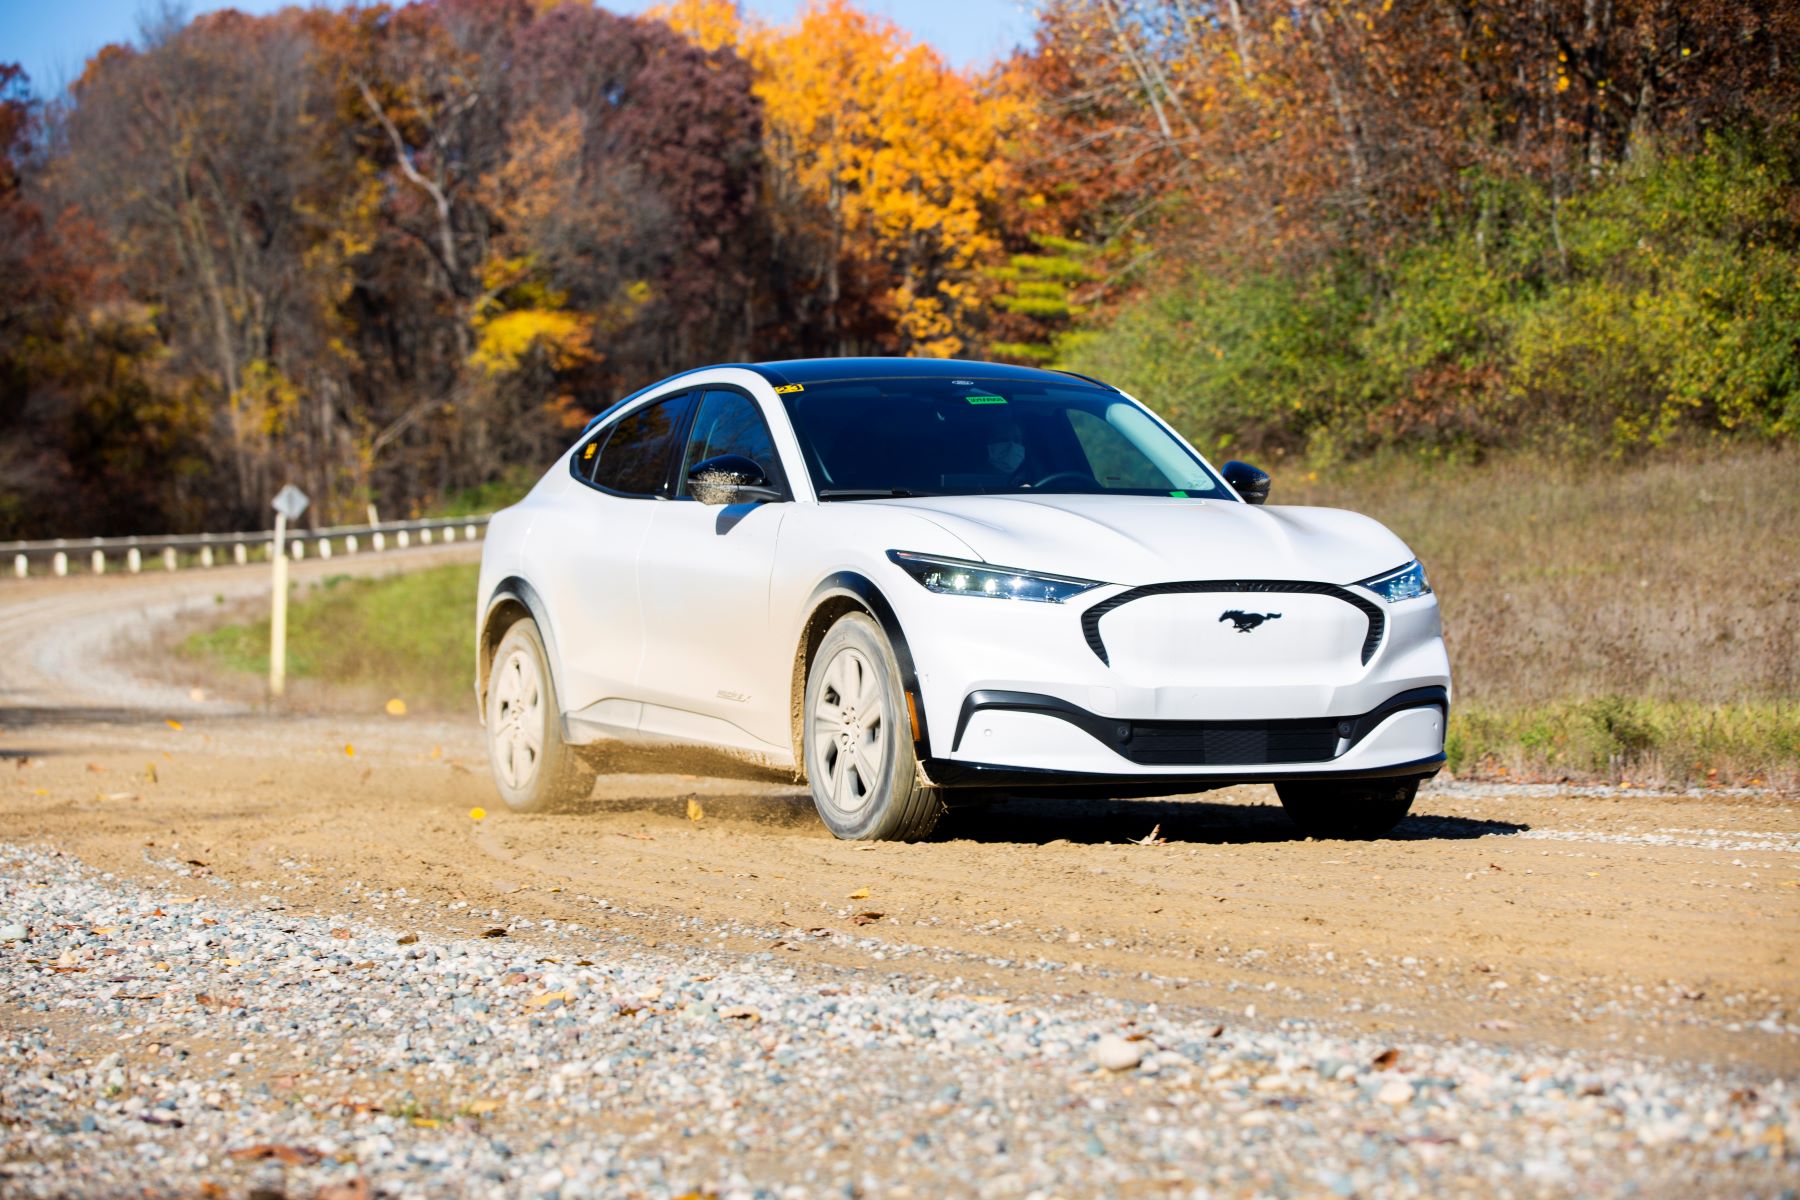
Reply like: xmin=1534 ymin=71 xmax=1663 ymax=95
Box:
xmin=1062 ymin=129 xmax=1800 ymax=458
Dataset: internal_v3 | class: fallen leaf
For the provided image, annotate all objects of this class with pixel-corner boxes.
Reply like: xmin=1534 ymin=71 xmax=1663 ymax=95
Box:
xmin=429 ymin=745 xmax=443 ymax=759
xmin=385 ymin=698 xmax=408 ymax=716
xmin=526 ymin=990 xmax=572 ymax=1009
xmin=411 ymin=1117 xmax=440 ymax=1128
xmin=165 ymin=719 xmax=183 ymax=731
xmin=851 ymin=911 xmax=884 ymax=926
xmin=463 ymin=1099 xmax=501 ymax=1116
xmin=228 ymin=1144 xmax=322 ymax=1166
xmin=1372 ymin=1048 xmax=1402 ymax=1070
xmin=86 ymin=762 xmax=106 ymax=773
xmin=1130 ymin=824 xmax=1165 ymax=846
xmin=343 ymin=744 xmax=355 ymax=757
xmin=330 ymin=928 xmax=352 ymax=940
xmin=359 ymin=768 xmax=373 ymax=785
xmin=450 ymin=763 xmax=473 ymax=776
xmin=721 ymin=1006 xmax=761 ymax=1022
xmin=316 ymin=1177 xmax=372 ymax=1200
xmin=145 ymin=763 xmax=158 ymax=784
xmin=686 ymin=796 xmax=704 ymax=823
xmin=396 ymin=933 xmax=419 ymax=946
xmin=848 ymin=887 xmax=869 ymax=900
xmin=469 ymin=807 xmax=487 ymax=821
xmin=480 ymin=927 xmax=508 ymax=939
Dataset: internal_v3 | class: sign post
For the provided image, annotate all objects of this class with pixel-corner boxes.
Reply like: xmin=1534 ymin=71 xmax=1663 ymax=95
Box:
xmin=269 ymin=485 xmax=310 ymax=698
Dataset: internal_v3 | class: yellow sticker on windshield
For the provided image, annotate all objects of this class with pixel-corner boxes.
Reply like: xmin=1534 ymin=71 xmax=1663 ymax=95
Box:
xmin=773 ymin=383 xmax=804 ymax=394
xmin=583 ymin=443 xmax=597 ymax=460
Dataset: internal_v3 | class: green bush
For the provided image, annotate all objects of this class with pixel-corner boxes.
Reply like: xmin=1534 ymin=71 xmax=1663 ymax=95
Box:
xmin=1061 ymin=129 xmax=1800 ymax=457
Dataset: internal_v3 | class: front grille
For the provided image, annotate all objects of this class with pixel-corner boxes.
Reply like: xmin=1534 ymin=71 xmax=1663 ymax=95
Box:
xmin=1080 ymin=579 xmax=1385 ymax=666
xmin=1123 ymin=718 xmax=1338 ymax=766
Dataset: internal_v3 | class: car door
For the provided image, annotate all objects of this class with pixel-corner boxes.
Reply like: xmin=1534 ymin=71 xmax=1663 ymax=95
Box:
xmin=635 ymin=387 xmax=791 ymax=751
xmin=545 ymin=390 xmax=693 ymax=720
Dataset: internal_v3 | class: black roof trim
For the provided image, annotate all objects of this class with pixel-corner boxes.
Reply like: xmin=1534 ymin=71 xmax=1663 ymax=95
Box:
xmin=752 ymin=357 xmax=1114 ymax=388
xmin=581 ymin=357 xmax=1114 ymax=433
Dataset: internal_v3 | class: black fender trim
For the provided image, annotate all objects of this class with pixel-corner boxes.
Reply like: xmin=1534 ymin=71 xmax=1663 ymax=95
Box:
xmin=950 ymin=684 xmax=1448 ymax=760
xmin=805 ymin=571 xmax=931 ymax=757
xmin=478 ymin=576 xmax=562 ymax=719
xmin=920 ymin=753 xmax=1445 ymax=793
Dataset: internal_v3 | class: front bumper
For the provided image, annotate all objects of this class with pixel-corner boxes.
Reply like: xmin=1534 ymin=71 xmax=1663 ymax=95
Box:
xmin=896 ymin=573 xmax=1451 ymax=784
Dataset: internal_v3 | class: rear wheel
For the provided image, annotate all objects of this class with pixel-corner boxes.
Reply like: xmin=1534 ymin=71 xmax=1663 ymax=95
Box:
xmin=485 ymin=619 xmax=597 ymax=813
xmin=804 ymin=613 xmax=942 ymax=841
xmin=1276 ymin=777 xmax=1419 ymax=839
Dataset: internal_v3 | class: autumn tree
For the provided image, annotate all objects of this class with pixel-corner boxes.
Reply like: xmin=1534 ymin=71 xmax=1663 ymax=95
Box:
xmin=661 ymin=0 xmax=1019 ymax=357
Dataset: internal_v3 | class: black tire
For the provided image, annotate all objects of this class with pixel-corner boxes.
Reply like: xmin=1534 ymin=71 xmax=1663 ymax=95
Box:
xmin=803 ymin=612 xmax=942 ymax=841
xmin=1275 ymin=777 xmax=1419 ymax=839
xmin=484 ymin=619 xmax=597 ymax=813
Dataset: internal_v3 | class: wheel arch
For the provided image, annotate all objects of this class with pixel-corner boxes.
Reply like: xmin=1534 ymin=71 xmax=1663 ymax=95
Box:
xmin=477 ymin=576 xmax=562 ymax=725
xmin=790 ymin=572 xmax=931 ymax=776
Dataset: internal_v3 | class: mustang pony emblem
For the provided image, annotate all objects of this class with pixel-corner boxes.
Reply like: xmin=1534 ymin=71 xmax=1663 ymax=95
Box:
xmin=1219 ymin=609 xmax=1282 ymax=633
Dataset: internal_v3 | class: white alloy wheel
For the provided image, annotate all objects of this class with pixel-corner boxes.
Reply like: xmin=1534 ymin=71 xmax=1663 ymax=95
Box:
xmin=491 ymin=643 xmax=545 ymax=791
xmin=484 ymin=619 xmax=597 ymax=813
xmin=802 ymin=612 xmax=941 ymax=841
xmin=810 ymin=645 xmax=890 ymax=823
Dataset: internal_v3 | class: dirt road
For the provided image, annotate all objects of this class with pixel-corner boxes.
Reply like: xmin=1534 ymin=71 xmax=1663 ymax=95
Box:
xmin=2 ymin=561 xmax=1797 ymax=1195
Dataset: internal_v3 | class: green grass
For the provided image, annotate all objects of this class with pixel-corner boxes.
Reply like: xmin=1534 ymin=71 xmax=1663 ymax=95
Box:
xmin=185 ymin=450 xmax=1800 ymax=783
xmin=1446 ymin=699 xmax=1799 ymax=785
xmin=183 ymin=563 xmax=479 ymax=712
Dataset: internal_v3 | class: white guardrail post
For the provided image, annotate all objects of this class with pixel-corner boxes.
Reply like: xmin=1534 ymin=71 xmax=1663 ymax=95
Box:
xmin=0 ymin=514 xmax=489 ymax=579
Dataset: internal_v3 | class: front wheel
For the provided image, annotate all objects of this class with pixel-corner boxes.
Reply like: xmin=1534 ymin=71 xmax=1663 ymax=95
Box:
xmin=1275 ymin=777 xmax=1419 ymax=839
xmin=485 ymin=619 xmax=597 ymax=813
xmin=803 ymin=613 xmax=942 ymax=841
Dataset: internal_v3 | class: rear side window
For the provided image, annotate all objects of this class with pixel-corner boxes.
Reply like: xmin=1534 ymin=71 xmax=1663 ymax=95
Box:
xmin=582 ymin=394 xmax=689 ymax=496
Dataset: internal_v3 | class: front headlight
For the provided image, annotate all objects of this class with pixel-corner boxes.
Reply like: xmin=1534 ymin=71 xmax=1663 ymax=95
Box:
xmin=1356 ymin=559 xmax=1432 ymax=603
xmin=886 ymin=551 xmax=1102 ymax=604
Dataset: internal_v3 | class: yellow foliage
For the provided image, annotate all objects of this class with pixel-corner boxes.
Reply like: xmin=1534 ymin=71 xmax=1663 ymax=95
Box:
xmin=233 ymin=360 xmax=302 ymax=438
xmin=470 ymin=308 xmax=595 ymax=376
xmin=650 ymin=0 xmax=742 ymax=54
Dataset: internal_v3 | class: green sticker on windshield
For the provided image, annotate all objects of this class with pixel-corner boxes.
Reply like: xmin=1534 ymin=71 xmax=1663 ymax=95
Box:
xmin=1169 ymin=489 xmax=1188 ymax=498
xmin=965 ymin=394 xmax=1007 ymax=405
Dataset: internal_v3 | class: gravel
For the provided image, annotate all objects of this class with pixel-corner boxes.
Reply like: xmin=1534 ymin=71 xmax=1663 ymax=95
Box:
xmin=3 ymin=842 xmax=1795 ymax=1199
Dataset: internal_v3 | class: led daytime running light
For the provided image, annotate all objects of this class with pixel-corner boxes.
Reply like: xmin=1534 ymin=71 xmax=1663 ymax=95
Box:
xmin=887 ymin=551 xmax=1102 ymax=605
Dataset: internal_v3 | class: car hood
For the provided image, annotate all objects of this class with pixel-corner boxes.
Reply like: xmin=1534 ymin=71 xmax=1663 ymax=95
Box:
xmin=876 ymin=494 xmax=1413 ymax=587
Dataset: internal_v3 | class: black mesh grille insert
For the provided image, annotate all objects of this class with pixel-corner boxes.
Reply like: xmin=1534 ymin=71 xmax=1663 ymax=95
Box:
xmin=1122 ymin=718 xmax=1339 ymax=766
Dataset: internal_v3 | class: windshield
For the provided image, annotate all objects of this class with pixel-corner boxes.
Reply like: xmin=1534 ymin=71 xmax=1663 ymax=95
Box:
xmin=779 ymin=377 xmax=1229 ymax=500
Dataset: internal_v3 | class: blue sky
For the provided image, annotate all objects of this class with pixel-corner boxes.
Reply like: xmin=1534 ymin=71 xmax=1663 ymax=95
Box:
xmin=3 ymin=0 xmax=1036 ymax=95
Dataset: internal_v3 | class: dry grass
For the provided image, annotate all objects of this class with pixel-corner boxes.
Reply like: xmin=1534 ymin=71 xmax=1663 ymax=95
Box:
xmin=1286 ymin=445 xmax=1800 ymax=783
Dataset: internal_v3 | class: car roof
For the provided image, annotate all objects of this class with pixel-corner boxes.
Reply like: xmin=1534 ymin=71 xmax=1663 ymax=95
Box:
xmin=582 ymin=357 xmax=1115 ymax=433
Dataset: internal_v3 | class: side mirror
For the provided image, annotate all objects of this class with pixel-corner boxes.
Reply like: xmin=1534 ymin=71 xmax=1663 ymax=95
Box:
xmin=1222 ymin=460 xmax=1271 ymax=505
xmin=687 ymin=454 xmax=782 ymax=506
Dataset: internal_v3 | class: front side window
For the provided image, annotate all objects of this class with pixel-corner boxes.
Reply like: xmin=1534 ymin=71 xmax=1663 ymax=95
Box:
xmin=676 ymin=390 xmax=785 ymax=497
xmin=585 ymin=393 xmax=689 ymax=496
xmin=778 ymin=378 xmax=1226 ymax=499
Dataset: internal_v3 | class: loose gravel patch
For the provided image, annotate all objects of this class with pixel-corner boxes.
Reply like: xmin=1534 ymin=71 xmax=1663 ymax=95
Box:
xmin=3 ymin=842 xmax=1795 ymax=1199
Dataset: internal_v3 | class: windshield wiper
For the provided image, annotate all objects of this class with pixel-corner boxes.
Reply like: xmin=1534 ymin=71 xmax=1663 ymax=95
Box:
xmin=816 ymin=488 xmax=926 ymax=500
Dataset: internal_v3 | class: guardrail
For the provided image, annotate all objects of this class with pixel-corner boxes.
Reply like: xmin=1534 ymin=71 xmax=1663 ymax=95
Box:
xmin=3 ymin=514 xmax=490 ymax=579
